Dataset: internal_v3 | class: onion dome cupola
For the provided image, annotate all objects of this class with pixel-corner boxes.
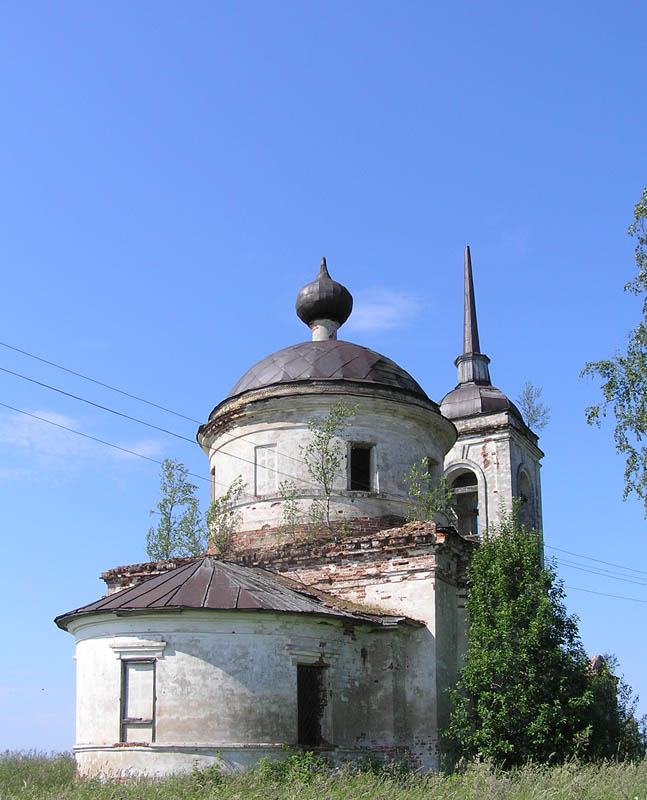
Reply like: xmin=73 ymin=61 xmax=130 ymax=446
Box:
xmin=198 ymin=257 xmax=457 ymax=546
xmin=222 ymin=257 xmax=429 ymax=401
xmin=296 ymin=257 xmax=353 ymax=341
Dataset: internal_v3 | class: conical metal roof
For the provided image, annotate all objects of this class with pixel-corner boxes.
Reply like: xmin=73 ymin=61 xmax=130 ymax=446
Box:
xmin=55 ymin=557 xmax=410 ymax=630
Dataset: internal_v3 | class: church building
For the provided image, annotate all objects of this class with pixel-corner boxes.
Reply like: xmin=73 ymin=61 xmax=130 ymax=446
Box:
xmin=55 ymin=249 xmax=543 ymax=777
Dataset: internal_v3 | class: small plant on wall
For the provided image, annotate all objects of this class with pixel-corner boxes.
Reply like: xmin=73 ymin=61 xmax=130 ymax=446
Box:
xmin=278 ymin=479 xmax=302 ymax=541
xmin=206 ymin=475 xmax=245 ymax=555
xmin=404 ymin=457 xmax=457 ymax=526
xmin=278 ymin=401 xmax=358 ymax=542
xmin=302 ymin=401 xmax=357 ymax=540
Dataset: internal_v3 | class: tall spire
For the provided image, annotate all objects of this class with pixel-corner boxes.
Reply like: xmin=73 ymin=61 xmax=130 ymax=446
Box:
xmin=463 ymin=246 xmax=481 ymax=354
xmin=455 ymin=247 xmax=492 ymax=386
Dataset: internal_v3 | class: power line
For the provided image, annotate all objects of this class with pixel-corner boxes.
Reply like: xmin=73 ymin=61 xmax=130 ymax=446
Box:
xmin=565 ymin=585 xmax=647 ymax=604
xmin=0 ymin=362 xmax=321 ymax=491
xmin=0 ymin=365 xmax=198 ymax=445
xmin=553 ymin=556 xmax=647 ymax=584
xmin=0 ymin=348 xmax=319 ymax=484
xmin=555 ymin=558 xmax=647 ymax=588
xmin=545 ymin=544 xmax=647 ymax=576
xmin=0 ymin=340 xmax=202 ymax=423
xmin=0 ymin=402 xmax=208 ymax=485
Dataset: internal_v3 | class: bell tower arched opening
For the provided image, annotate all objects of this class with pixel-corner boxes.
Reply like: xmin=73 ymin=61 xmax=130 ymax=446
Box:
xmin=450 ymin=469 xmax=479 ymax=537
xmin=517 ymin=468 xmax=535 ymax=531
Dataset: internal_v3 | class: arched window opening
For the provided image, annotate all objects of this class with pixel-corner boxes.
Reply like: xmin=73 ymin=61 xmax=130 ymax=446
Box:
xmin=450 ymin=469 xmax=479 ymax=537
xmin=517 ymin=471 xmax=535 ymax=530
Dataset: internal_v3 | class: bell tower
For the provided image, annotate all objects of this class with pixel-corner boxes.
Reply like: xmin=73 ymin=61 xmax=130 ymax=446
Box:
xmin=440 ymin=247 xmax=544 ymax=535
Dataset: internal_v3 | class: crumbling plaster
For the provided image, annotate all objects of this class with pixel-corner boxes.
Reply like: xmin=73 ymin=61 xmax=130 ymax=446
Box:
xmin=67 ymin=608 xmax=434 ymax=776
xmin=200 ymin=389 xmax=456 ymax=531
xmin=443 ymin=410 xmax=544 ymax=532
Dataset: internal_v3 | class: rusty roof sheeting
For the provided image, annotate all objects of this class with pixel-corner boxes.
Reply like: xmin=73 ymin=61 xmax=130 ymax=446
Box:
xmin=55 ymin=557 xmax=414 ymax=630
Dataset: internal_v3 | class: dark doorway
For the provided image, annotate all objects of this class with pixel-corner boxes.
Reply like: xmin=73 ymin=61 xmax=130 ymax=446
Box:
xmin=350 ymin=445 xmax=372 ymax=491
xmin=297 ymin=664 xmax=326 ymax=746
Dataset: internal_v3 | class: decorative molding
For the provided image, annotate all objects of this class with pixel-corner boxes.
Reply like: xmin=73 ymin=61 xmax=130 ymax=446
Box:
xmin=285 ymin=644 xmax=339 ymax=666
xmin=110 ymin=636 xmax=166 ymax=660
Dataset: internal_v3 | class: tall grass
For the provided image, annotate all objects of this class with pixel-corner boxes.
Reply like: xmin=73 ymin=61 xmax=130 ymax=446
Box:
xmin=1 ymin=750 xmax=646 ymax=800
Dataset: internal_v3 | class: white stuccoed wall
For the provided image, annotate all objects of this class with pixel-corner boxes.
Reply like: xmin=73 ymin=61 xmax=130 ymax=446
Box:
xmin=200 ymin=389 xmax=456 ymax=531
xmin=67 ymin=608 xmax=439 ymax=777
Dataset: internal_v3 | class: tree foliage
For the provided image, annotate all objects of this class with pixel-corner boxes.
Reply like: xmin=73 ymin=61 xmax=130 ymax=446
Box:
xmin=517 ymin=380 xmax=551 ymax=431
xmin=278 ymin=479 xmax=302 ymax=540
xmin=146 ymin=459 xmax=207 ymax=560
xmin=404 ymin=457 xmax=457 ymax=526
xmin=300 ymin=401 xmax=357 ymax=539
xmin=581 ymin=187 xmax=647 ymax=514
xmin=586 ymin=654 xmax=647 ymax=762
xmin=146 ymin=459 xmax=246 ymax=560
xmin=446 ymin=509 xmax=592 ymax=766
xmin=445 ymin=508 xmax=646 ymax=766
xmin=206 ymin=474 xmax=245 ymax=555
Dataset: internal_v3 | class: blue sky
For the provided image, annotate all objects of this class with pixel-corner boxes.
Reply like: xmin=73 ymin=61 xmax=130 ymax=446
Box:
xmin=1 ymin=1 xmax=646 ymax=751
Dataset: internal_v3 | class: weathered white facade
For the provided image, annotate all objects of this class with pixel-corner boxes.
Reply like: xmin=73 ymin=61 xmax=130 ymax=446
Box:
xmin=56 ymin=251 xmax=543 ymax=778
xmin=67 ymin=609 xmax=424 ymax=776
xmin=199 ymin=389 xmax=456 ymax=532
xmin=58 ymin=539 xmax=472 ymax=777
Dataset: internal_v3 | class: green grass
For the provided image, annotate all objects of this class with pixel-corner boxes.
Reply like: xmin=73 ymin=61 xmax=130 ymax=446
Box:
xmin=1 ymin=751 xmax=647 ymax=800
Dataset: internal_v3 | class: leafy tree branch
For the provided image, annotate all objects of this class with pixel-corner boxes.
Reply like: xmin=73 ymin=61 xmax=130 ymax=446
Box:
xmin=516 ymin=380 xmax=550 ymax=431
xmin=581 ymin=187 xmax=647 ymax=514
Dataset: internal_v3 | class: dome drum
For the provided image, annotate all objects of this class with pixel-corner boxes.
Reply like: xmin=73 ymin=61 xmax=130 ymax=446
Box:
xmin=199 ymin=390 xmax=456 ymax=537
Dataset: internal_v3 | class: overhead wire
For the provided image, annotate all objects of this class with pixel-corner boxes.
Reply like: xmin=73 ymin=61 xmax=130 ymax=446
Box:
xmin=3 ymin=339 xmax=647 ymax=591
xmin=0 ymin=402 xmax=209 ymax=485
xmin=0 ymin=342 xmax=323 ymax=485
xmin=0 ymin=339 xmax=202 ymax=423
xmin=545 ymin=544 xmax=647 ymax=576
xmin=565 ymin=585 xmax=647 ymax=604
xmin=0 ymin=360 xmax=323 ymax=492
xmin=554 ymin=558 xmax=647 ymax=588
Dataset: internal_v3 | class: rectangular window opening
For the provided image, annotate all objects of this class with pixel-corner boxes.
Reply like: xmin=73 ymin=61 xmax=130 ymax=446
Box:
xmin=255 ymin=444 xmax=277 ymax=496
xmin=297 ymin=664 xmax=326 ymax=746
xmin=120 ymin=659 xmax=156 ymax=744
xmin=350 ymin=445 xmax=372 ymax=491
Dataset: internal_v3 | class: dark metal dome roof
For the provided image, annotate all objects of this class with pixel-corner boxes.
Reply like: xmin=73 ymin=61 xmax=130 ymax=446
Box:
xmin=227 ymin=339 xmax=428 ymax=399
xmin=440 ymin=382 xmax=522 ymax=420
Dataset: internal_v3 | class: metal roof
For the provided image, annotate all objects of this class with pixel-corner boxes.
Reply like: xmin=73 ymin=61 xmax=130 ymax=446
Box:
xmin=55 ymin=557 xmax=412 ymax=630
xmin=296 ymin=258 xmax=353 ymax=327
xmin=440 ymin=247 xmax=520 ymax=421
xmin=226 ymin=339 xmax=428 ymax=400
xmin=440 ymin=382 xmax=522 ymax=420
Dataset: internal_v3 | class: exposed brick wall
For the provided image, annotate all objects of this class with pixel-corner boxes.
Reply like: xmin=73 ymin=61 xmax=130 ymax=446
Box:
xmin=216 ymin=515 xmax=406 ymax=554
xmin=230 ymin=521 xmax=475 ymax=609
xmin=101 ymin=520 xmax=476 ymax=610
